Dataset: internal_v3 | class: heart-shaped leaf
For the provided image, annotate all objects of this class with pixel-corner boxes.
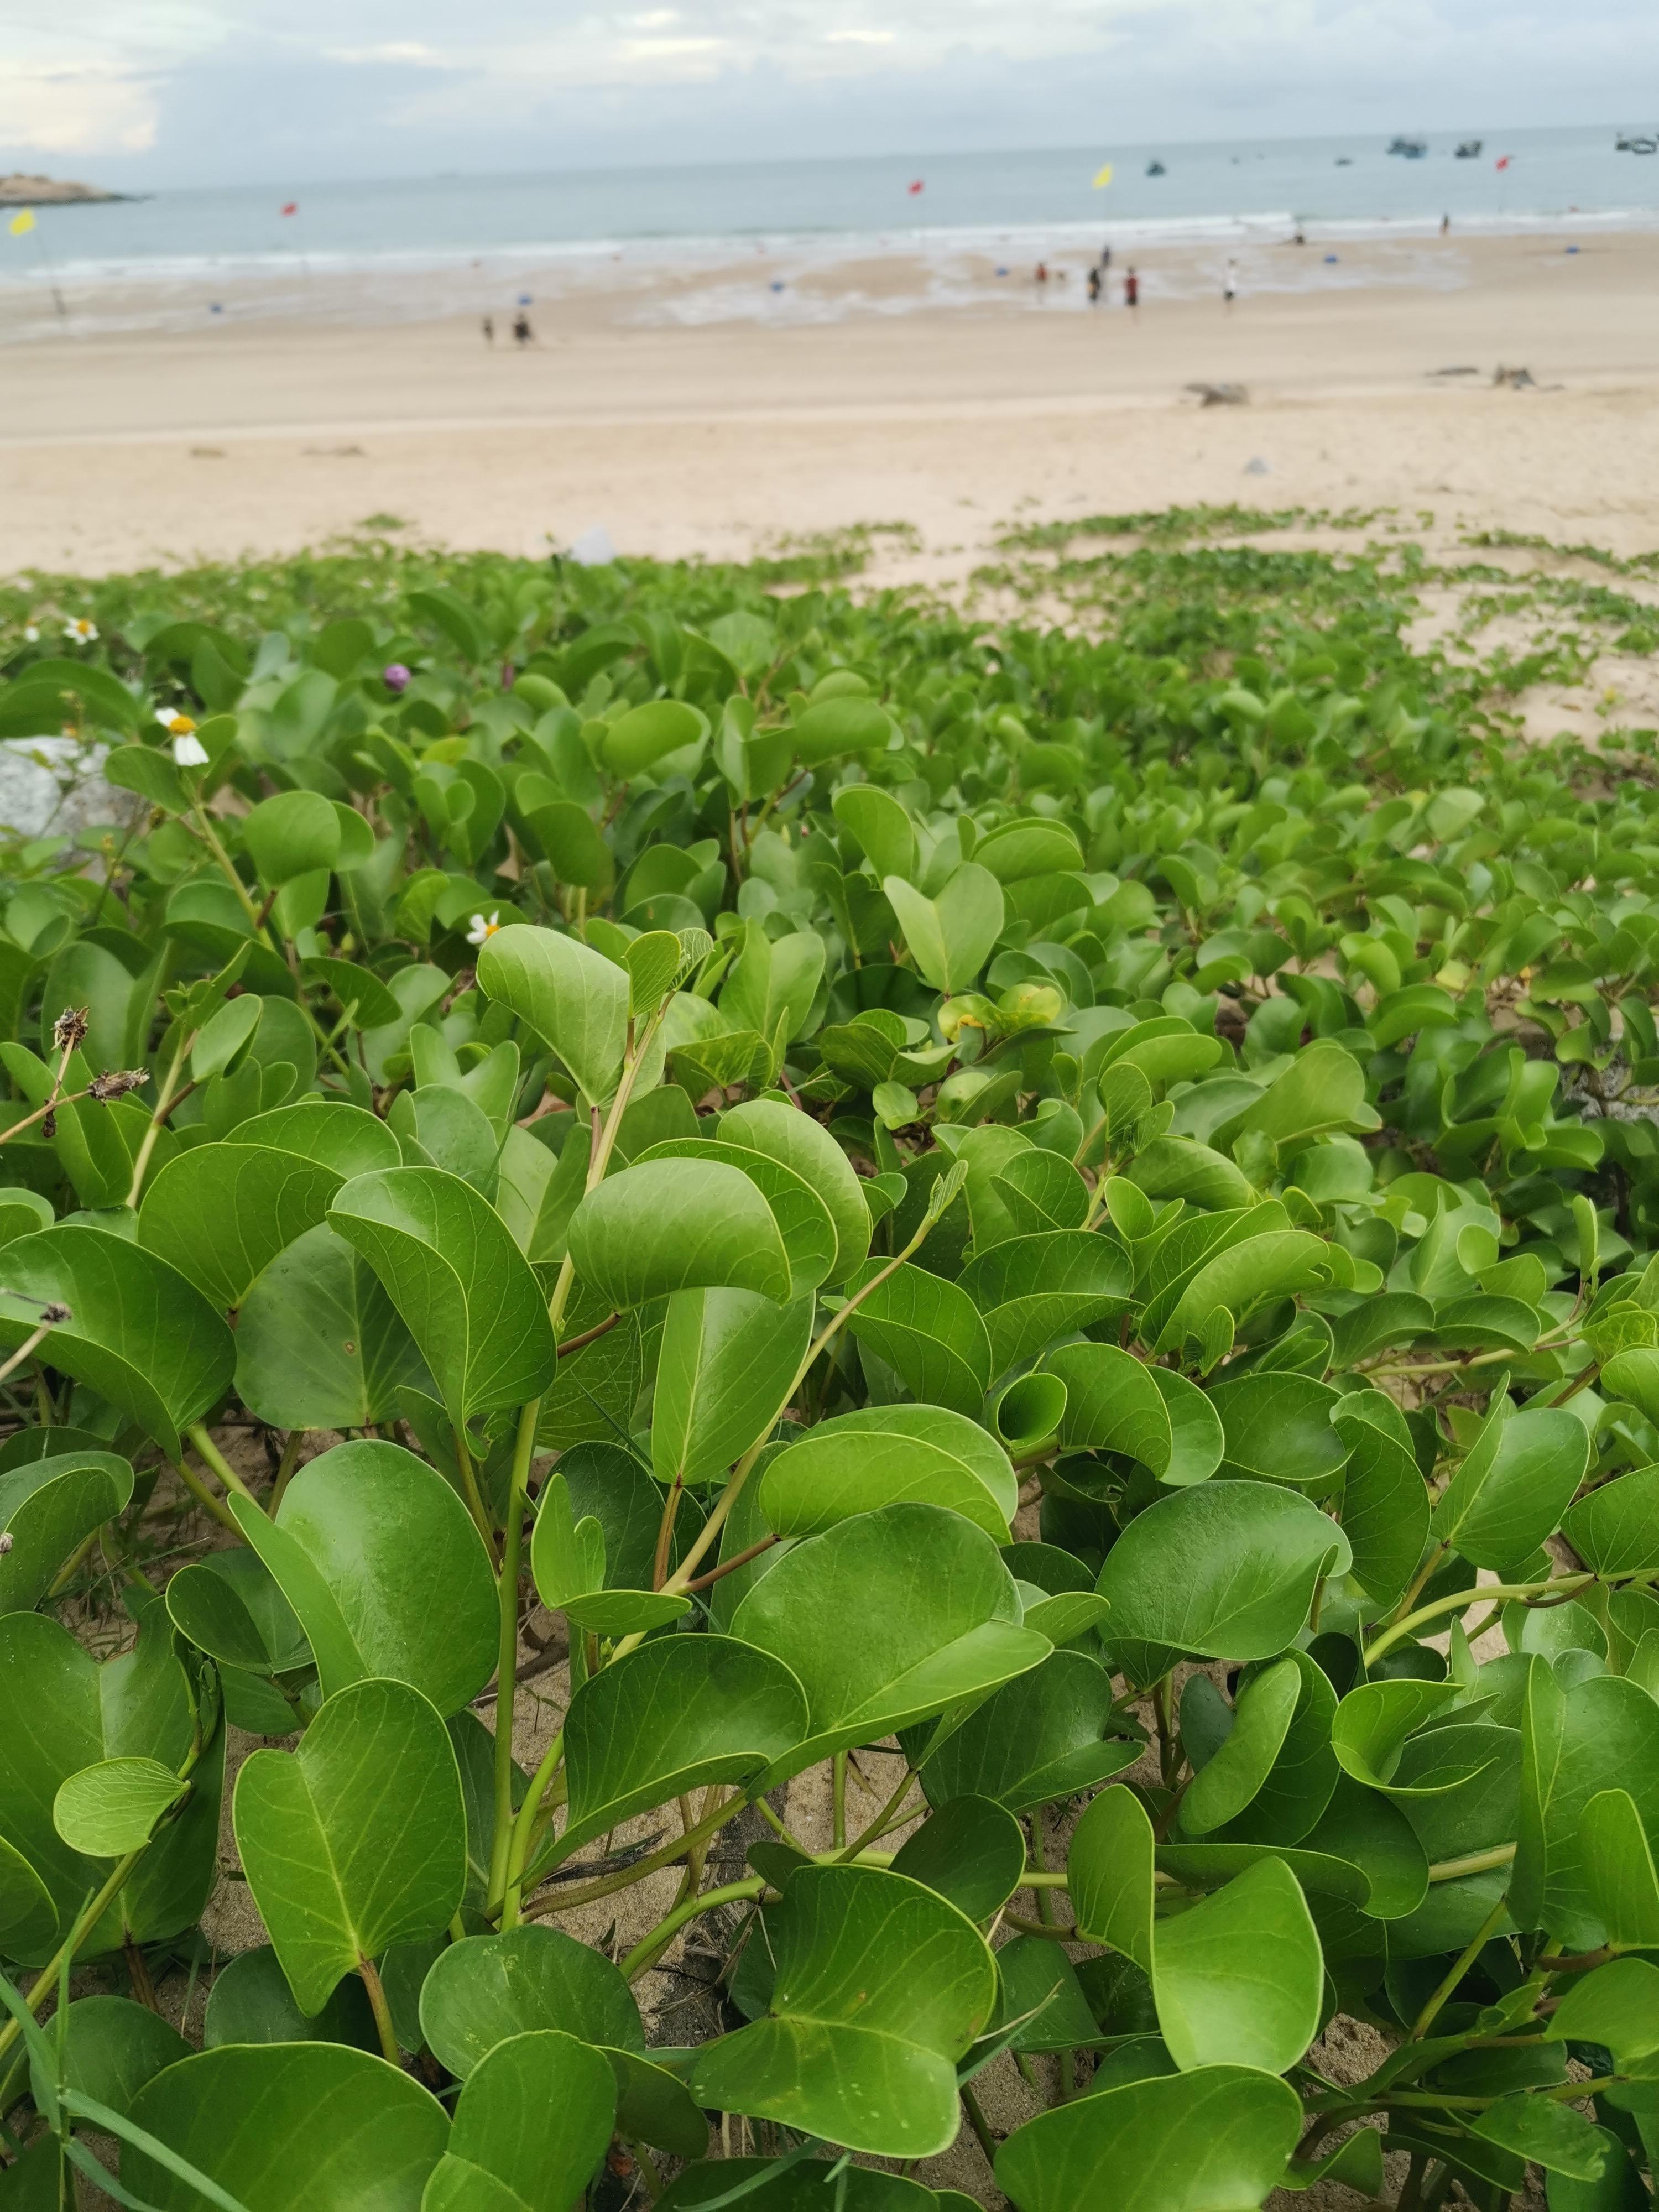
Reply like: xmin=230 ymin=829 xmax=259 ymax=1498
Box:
xmin=760 ymin=1405 xmax=1018 ymax=1541
xmin=233 ymin=1676 xmax=467 ymax=2014
xmin=421 ymin=2030 xmax=615 ymax=2212
xmin=567 ymin=1158 xmax=792 ymax=1308
xmin=0 ymin=1227 xmax=234 ymax=1462
xmin=556 ymin=1634 xmax=808 ymax=1859
xmin=729 ymin=1503 xmax=1050 ymax=1779
xmin=228 ymin=1442 xmax=496 ymax=1715
xmin=126 ymin=2043 xmax=448 ymax=2210
xmin=689 ymin=1865 xmax=996 ymax=2157
xmin=330 ymin=1168 xmax=557 ymax=1431
xmin=994 ymin=2063 xmax=1303 ymax=2212
xmin=476 ymin=926 xmax=633 ymax=1106
xmin=1096 ymin=1481 xmax=1350 ymax=1661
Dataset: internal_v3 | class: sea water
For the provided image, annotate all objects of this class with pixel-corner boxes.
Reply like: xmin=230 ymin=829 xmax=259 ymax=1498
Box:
xmin=1 ymin=124 xmax=1654 ymax=340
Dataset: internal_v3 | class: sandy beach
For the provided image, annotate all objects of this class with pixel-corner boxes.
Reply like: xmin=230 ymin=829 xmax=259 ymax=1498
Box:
xmin=4 ymin=228 xmax=1659 ymax=581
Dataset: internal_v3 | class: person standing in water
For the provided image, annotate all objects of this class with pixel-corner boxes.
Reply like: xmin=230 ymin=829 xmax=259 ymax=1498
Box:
xmin=1441 ymin=212 xmax=1452 ymax=236
xmin=1224 ymin=257 xmax=1238 ymax=310
xmin=1124 ymin=267 xmax=1140 ymax=311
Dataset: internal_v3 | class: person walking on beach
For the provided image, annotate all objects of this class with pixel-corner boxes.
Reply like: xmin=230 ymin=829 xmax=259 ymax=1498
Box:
xmin=1124 ymin=267 xmax=1140 ymax=311
xmin=482 ymin=316 xmax=494 ymax=346
xmin=1100 ymin=244 xmax=1112 ymax=276
xmin=1034 ymin=260 xmax=1048 ymax=295
xmin=512 ymin=312 xmax=535 ymax=346
xmin=1087 ymin=264 xmax=1102 ymax=305
xmin=1441 ymin=212 xmax=1452 ymax=237
xmin=1223 ymin=257 xmax=1238 ymax=310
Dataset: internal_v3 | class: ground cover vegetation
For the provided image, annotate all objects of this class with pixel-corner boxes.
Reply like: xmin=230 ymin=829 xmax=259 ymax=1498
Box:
xmin=0 ymin=513 xmax=1654 ymax=2209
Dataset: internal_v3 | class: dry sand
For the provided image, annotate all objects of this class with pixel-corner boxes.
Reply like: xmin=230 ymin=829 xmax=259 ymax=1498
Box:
xmin=3 ymin=230 xmax=1659 ymax=584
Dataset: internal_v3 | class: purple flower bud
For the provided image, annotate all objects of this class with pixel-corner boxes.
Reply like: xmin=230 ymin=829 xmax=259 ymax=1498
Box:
xmin=382 ymin=662 xmax=411 ymax=695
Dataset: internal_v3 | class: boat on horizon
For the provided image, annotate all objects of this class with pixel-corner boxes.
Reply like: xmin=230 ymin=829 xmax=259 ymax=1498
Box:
xmin=1454 ymin=140 xmax=1482 ymax=158
xmin=1146 ymin=160 xmax=1166 ymax=177
xmin=1387 ymin=137 xmax=1428 ymax=158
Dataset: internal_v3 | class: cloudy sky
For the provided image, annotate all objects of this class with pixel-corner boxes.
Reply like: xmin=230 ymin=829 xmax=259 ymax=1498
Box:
xmin=4 ymin=0 xmax=1651 ymax=190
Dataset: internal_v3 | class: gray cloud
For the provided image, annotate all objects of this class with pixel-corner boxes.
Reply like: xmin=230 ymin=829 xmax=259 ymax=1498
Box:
xmin=3 ymin=0 xmax=1653 ymax=189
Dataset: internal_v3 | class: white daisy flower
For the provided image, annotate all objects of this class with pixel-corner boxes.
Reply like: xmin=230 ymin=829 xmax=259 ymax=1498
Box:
xmin=22 ymin=625 xmax=39 ymax=643
xmin=155 ymin=708 xmax=195 ymax=736
xmin=62 ymin=617 xmax=98 ymax=643
xmin=466 ymin=911 xmax=503 ymax=947
xmin=173 ymin=732 xmax=210 ymax=766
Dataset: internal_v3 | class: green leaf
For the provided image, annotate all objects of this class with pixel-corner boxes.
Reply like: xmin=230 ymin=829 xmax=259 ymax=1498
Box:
xmin=0 ymin=1227 xmax=234 ymax=1462
xmin=1181 ymin=1660 xmax=1301 ymax=1835
xmin=202 ymin=1945 xmax=379 ymax=2052
xmin=1546 ymin=1957 xmax=1659 ymax=2065
xmin=418 ymin=1925 xmax=645 ymax=2074
xmin=1209 ymin=1374 xmax=1348 ymax=1495
xmin=689 ymin=1865 xmax=996 ymax=2157
xmin=529 ymin=1472 xmax=690 ymax=1635
xmin=126 ymin=2043 xmax=448 ymax=2210
xmin=567 ymin=1158 xmax=792 ymax=1308
xmin=760 ymin=1406 xmax=1018 ymax=1541
xmin=1514 ymin=1666 xmax=1659 ymax=1948
xmin=994 ymin=2063 xmax=1303 ymax=2212
xmin=557 ymin=1635 xmax=808 ymax=1858
xmin=138 ymin=1143 xmax=346 ymax=1308
xmin=1562 ymin=1464 xmax=1659 ymax=1575
xmin=729 ymin=1503 xmax=1050 ymax=1779
xmin=28 ymin=1995 xmax=190 ymax=2122
xmin=1470 ymin=2095 xmax=1612 ymax=2182
xmin=0 ymin=1605 xmax=221 ymax=1965
xmin=883 ymin=865 xmax=1005 ymax=995
xmin=330 ymin=1168 xmax=557 ymax=1431
xmin=0 ymin=1447 xmax=133 ymax=1615
xmin=602 ymin=699 xmax=708 ymax=775
xmin=1050 ymin=1344 xmax=1223 ymax=1488
xmin=1330 ymin=1679 xmax=1462 ymax=1791
xmin=476 ymin=926 xmax=632 ymax=1107
xmin=1068 ymin=1787 xmax=1323 ymax=2073
xmin=887 ymin=1794 xmax=1027 ymax=1922
xmin=53 ymin=1756 xmax=185 ymax=1854
xmin=228 ymin=1441 xmax=498 ymax=1715
xmin=717 ymin=1099 xmax=872 ymax=1286
xmin=652 ymin=1287 xmax=811 ymax=1486
xmin=421 ymin=2031 xmax=615 ymax=2212
xmin=841 ymin=1261 xmax=992 ymax=1417
xmin=1335 ymin=1412 xmax=1430 ymax=1610
xmin=834 ymin=785 xmax=917 ymax=881
xmin=639 ymin=1141 xmax=837 ymax=1296
xmin=1432 ymin=1401 xmax=1589 ymax=1569
xmin=234 ymin=1223 xmax=433 ymax=1430
xmin=1579 ymin=1788 xmax=1659 ymax=1949
xmin=1095 ymin=1481 xmax=1350 ymax=1661
xmin=243 ymin=789 xmax=343 ymax=885
xmin=917 ymin=1652 xmax=1139 ymax=1813
xmin=232 ymin=1676 xmax=466 ymax=2015
xmin=1154 ymin=1232 xmax=1334 ymax=1355
xmin=958 ymin=1232 xmax=1133 ymax=1375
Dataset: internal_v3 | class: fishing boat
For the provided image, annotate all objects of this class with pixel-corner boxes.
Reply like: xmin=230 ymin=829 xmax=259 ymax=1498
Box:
xmin=1454 ymin=140 xmax=1482 ymax=158
xmin=1146 ymin=160 xmax=1166 ymax=177
xmin=1633 ymin=138 xmax=1659 ymax=155
xmin=1387 ymin=136 xmax=1428 ymax=158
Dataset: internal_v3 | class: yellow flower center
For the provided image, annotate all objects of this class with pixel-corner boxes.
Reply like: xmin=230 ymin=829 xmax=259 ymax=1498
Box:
xmin=168 ymin=714 xmax=196 ymax=735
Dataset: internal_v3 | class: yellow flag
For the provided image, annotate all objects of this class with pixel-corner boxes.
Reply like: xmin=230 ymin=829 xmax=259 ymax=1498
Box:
xmin=8 ymin=209 xmax=36 ymax=236
xmin=1092 ymin=164 xmax=1114 ymax=188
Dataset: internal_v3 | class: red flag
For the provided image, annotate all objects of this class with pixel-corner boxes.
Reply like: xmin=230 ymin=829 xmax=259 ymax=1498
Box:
xmin=1494 ymin=156 xmax=1510 ymax=171
xmin=907 ymin=179 xmax=924 ymax=195
xmin=280 ymin=201 xmax=298 ymax=215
